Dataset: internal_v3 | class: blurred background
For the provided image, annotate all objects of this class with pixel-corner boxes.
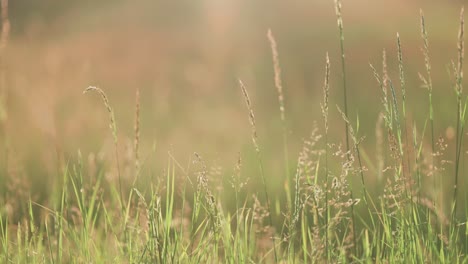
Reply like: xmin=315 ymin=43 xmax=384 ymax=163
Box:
xmin=1 ymin=0 xmax=467 ymax=211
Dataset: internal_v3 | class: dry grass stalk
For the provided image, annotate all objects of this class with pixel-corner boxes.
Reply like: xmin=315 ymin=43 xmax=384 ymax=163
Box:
xmin=194 ymin=153 xmax=216 ymax=211
xmin=238 ymin=79 xmax=277 ymax=262
xmin=420 ymin=9 xmax=434 ymax=152
xmin=381 ymin=50 xmax=391 ymax=127
xmin=193 ymin=152 xmax=220 ymax=237
xmin=334 ymin=0 xmax=343 ymax=35
xmin=83 ymin=86 xmax=118 ymax=143
xmin=453 ymin=7 xmax=465 ymax=222
xmin=370 ymin=63 xmax=391 ymax=128
xmin=297 ymin=125 xmax=324 ymax=209
xmin=397 ymin=33 xmax=406 ymax=113
xmin=382 ymin=49 xmax=389 ymax=89
xmin=397 ymin=32 xmax=414 ymax=187
xmin=420 ymin=9 xmax=433 ymax=93
xmin=389 ymin=80 xmax=401 ymax=140
xmin=321 ymin=53 xmax=331 ymax=133
xmin=267 ymin=29 xmax=285 ymax=123
xmin=291 ymin=126 xmax=323 ymax=235
xmin=334 ymin=0 xmax=351 ymax=162
xmin=83 ymin=86 xmax=123 ymax=206
xmin=335 ymin=106 xmax=362 ymax=256
xmin=238 ymin=80 xmax=260 ymax=153
xmin=267 ymin=29 xmax=291 ymax=208
xmin=230 ymin=152 xmax=248 ymax=192
xmin=337 ymin=106 xmax=359 ymax=146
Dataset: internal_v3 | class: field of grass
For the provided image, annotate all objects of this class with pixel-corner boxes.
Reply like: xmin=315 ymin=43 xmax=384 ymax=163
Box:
xmin=2 ymin=0 xmax=468 ymax=263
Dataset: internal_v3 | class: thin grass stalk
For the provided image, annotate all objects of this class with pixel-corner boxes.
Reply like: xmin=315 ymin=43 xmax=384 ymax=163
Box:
xmin=355 ymin=137 xmax=367 ymax=203
xmin=83 ymin=86 xmax=124 ymax=208
xmin=337 ymin=107 xmax=367 ymax=198
xmin=336 ymin=106 xmax=361 ymax=257
xmin=334 ymin=0 xmax=351 ymax=156
xmin=390 ymin=72 xmax=420 ymax=252
xmin=347 ymin=190 xmax=358 ymax=257
xmin=267 ymin=29 xmax=287 ymax=126
xmin=389 ymin=79 xmax=405 ymax=184
xmin=376 ymin=112 xmax=385 ymax=181
xmin=164 ymin=156 xmax=176 ymax=261
xmin=238 ymin=79 xmax=278 ymax=263
xmin=267 ymin=30 xmax=293 ymax=244
xmin=453 ymin=7 xmax=465 ymax=225
xmin=334 ymin=1 xmax=357 ymax=256
xmin=233 ymin=153 xmax=242 ymax=263
xmin=390 ymin=77 xmax=418 ymax=242
xmin=371 ymin=59 xmax=409 ymax=209
xmin=420 ymin=9 xmax=435 ymax=177
xmin=397 ymin=33 xmax=412 ymax=179
xmin=413 ymin=122 xmax=427 ymax=201
xmin=56 ymin=165 xmax=69 ymax=263
xmin=382 ymin=50 xmax=404 ymax=170
xmin=320 ymin=52 xmax=331 ymax=261
xmin=370 ymin=62 xmax=391 ymax=129
xmin=289 ymin=159 xmax=301 ymax=262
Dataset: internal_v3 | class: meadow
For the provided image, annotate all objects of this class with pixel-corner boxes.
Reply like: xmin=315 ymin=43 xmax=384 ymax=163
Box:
xmin=1 ymin=0 xmax=468 ymax=263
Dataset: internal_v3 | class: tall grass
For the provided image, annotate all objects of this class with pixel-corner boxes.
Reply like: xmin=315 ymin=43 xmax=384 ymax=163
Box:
xmin=334 ymin=0 xmax=350 ymax=154
xmin=419 ymin=11 xmax=437 ymax=211
xmin=238 ymin=79 xmax=278 ymax=262
xmin=333 ymin=0 xmax=358 ymax=257
xmin=453 ymin=7 xmax=465 ymax=224
xmin=320 ymin=52 xmax=331 ymax=261
xmin=397 ymin=32 xmax=413 ymax=191
xmin=1 ymin=3 xmax=468 ymax=264
xmin=420 ymin=10 xmax=435 ymax=158
xmin=267 ymin=28 xmax=293 ymax=216
xmin=83 ymin=86 xmax=123 ymax=207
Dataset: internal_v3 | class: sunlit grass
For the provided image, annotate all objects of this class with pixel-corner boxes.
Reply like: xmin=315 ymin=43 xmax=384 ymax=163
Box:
xmin=1 ymin=2 xmax=468 ymax=263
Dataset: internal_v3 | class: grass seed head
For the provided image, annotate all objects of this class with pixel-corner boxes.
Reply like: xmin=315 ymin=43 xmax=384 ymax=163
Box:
xmin=334 ymin=0 xmax=343 ymax=31
xmin=267 ymin=29 xmax=286 ymax=123
xmin=239 ymin=79 xmax=260 ymax=153
xmin=420 ymin=9 xmax=433 ymax=92
xmin=84 ymin=86 xmax=118 ymax=144
xmin=397 ymin=33 xmax=406 ymax=101
xmin=321 ymin=53 xmax=331 ymax=133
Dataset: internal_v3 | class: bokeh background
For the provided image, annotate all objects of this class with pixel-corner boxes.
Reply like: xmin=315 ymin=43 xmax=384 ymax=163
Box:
xmin=1 ymin=0 xmax=467 ymax=211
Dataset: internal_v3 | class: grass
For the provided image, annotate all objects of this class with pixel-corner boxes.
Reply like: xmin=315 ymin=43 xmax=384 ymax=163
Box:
xmin=2 ymin=2 xmax=468 ymax=263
